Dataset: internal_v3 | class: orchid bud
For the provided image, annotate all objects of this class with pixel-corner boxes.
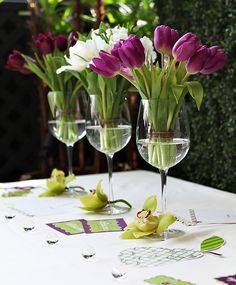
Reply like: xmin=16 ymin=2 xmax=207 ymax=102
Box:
xmin=79 ymin=181 xmax=108 ymax=211
xmin=186 ymin=45 xmax=209 ymax=74
xmin=172 ymin=32 xmax=201 ymax=61
xmin=33 ymin=32 xmax=54 ymax=55
xmin=89 ymin=50 xmax=121 ymax=78
xmin=200 ymin=45 xmax=228 ymax=74
xmin=68 ymin=31 xmax=78 ymax=47
xmin=5 ymin=50 xmax=32 ymax=74
xmin=154 ymin=25 xmax=179 ymax=56
xmin=54 ymin=35 xmax=68 ymax=52
xmin=111 ymin=35 xmax=145 ymax=68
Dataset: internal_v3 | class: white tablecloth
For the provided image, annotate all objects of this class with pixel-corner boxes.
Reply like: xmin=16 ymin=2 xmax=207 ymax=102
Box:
xmin=0 ymin=170 xmax=236 ymax=285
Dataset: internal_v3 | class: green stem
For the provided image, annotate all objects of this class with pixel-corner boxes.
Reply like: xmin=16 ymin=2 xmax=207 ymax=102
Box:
xmin=181 ymin=72 xmax=190 ymax=84
xmin=109 ymin=199 xmax=132 ymax=208
xmin=140 ymin=67 xmax=151 ymax=98
xmin=161 ymin=53 xmax=164 ymax=68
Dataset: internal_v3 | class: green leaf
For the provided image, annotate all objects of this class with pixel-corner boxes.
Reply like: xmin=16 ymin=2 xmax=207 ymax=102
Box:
xmin=143 ymin=195 xmax=157 ymax=213
xmin=200 ymin=236 xmax=225 ymax=251
xmin=156 ymin=212 xmax=176 ymax=235
xmin=171 ymin=84 xmax=184 ymax=103
xmin=176 ymin=61 xmax=187 ymax=83
xmin=151 ymin=65 xmax=162 ymax=99
xmin=185 ymin=81 xmax=204 ymax=110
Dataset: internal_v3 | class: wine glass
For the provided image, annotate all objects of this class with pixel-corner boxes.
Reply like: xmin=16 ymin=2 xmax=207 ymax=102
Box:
xmin=47 ymin=91 xmax=86 ymax=194
xmin=86 ymin=95 xmax=132 ymax=214
xmin=136 ymin=99 xmax=190 ymax=238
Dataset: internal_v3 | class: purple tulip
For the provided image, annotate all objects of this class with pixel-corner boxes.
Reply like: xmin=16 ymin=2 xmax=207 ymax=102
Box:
xmin=186 ymin=45 xmax=209 ymax=74
xmin=172 ymin=32 xmax=201 ymax=62
xmin=5 ymin=50 xmax=32 ymax=75
xmin=154 ymin=25 xmax=179 ymax=56
xmin=54 ymin=35 xmax=68 ymax=52
xmin=68 ymin=31 xmax=78 ymax=47
xmin=111 ymin=35 xmax=145 ymax=68
xmin=89 ymin=50 xmax=121 ymax=78
xmin=33 ymin=32 xmax=55 ymax=55
xmin=200 ymin=46 xmax=228 ymax=74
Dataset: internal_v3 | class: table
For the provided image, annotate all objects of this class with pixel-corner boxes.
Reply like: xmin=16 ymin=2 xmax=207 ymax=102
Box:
xmin=0 ymin=170 xmax=236 ymax=285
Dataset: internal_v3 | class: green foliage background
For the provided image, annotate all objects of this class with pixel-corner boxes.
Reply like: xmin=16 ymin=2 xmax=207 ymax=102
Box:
xmin=156 ymin=0 xmax=236 ymax=192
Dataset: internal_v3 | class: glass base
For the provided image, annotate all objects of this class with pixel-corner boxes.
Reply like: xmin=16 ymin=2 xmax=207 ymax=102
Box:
xmin=65 ymin=186 xmax=87 ymax=197
xmin=161 ymin=228 xmax=185 ymax=241
xmin=101 ymin=204 xmax=131 ymax=215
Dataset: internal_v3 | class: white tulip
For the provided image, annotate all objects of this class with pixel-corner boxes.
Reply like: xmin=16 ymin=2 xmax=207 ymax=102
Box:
xmin=140 ymin=36 xmax=157 ymax=67
xmin=57 ymin=36 xmax=109 ymax=73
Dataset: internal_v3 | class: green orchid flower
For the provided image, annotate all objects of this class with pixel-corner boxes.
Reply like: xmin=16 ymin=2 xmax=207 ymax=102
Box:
xmin=79 ymin=180 xmax=108 ymax=211
xmin=79 ymin=180 xmax=132 ymax=212
xmin=39 ymin=168 xmax=75 ymax=197
xmin=120 ymin=195 xmax=176 ymax=239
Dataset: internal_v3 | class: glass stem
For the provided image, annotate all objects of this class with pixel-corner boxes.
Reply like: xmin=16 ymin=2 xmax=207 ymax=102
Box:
xmin=106 ymin=154 xmax=114 ymax=203
xmin=160 ymin=169 xmax=168 ymax=213
xmin=67 ymin=145 xmax=74 ymax=176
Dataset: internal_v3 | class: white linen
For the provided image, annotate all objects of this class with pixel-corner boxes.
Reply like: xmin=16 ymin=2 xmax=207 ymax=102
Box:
xmin=0 ymin=170 xmax=236 ymax=285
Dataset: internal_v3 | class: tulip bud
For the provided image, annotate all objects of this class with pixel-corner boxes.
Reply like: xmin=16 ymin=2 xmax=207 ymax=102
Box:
xmin=172 ymin=32 xmax=201 ymax=62
xmin=54 ymin=35 xmax=68 ymax=52
xmin=200 ymin=45 xmax=228 ymax=74
xmin=154 ymin=25 xmax=179 ymax=56
xmin=111 ymin=35 xmax=145 ymax=69
xmin=186 ymin=45 xmax=209 ymax=74
xmin=33 ymin=32 xmax=54 ymax=55
xmin=5 ymin=50 xmax=32 ymax=74
xmin=89 ymin=50 xmax=121 ymax=78
xmin=68 ymin=31 xmax=78 ymax=47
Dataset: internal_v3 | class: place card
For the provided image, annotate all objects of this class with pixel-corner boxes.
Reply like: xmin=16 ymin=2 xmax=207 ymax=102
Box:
xmin=47 ymin=218 xmax=127 ymax=235
xmin=144 ymin=275 xmax=194 ymax=285
xmin=175 ymin=209 xmax=236 ymax=225
xmin=216 ymin=274 xmax=236 ymax=284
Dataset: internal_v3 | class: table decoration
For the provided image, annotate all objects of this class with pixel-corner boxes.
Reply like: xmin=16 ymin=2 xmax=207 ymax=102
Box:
xmin=39 ymin=168 xmax=75 ymax=197
xmin=200 ymin=235 xmax=225 ymax=252
xmin=119 ymin=247 xmax=203 ymax=267
xmin=1 ymin=187 xmax=33 ymax=198
xmin=144 ymin=275 xmax=194 ymax=285
xmin=79 ymin=179 xmax=131 ymax=212
xmin=47 ymin=90 xmax=86 ymax=191
xmin=57 ymin=24 xmax=132 ymax=214
xmin=6 ymin=32 xmax=83 ymax=190
xmin=47 ymin=218 xmax=127 ymax=235
xmin=88 ymin=24 xmax=227 ymax=234
xmin=120 ymin=195 xmax=175 ymax=239
xmin=216 ymin=274 xmax=236 ymax=285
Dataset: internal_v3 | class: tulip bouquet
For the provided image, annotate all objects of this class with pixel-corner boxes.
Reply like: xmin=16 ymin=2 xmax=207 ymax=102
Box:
xmin=57 ymin=24 xmax=132 ymax=153
xmin=6 ymin=31 xmax=81 ymax=93
xmin=6 ymin=31 xmax=82 ymax=144
xmin=86 ymin=24 xmax=227 ymax=168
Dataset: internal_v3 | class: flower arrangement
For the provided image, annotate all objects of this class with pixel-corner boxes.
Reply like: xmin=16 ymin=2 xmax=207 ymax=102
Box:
xmin=84 ymin=24 xmax=227 ymax=169
xmin=88 ymin=24 xmax=227 ymax=121
xmin=120 ymin=195 xmax=176 ymax=239
xmin=6 ymin=31 xmax=84 ymax=145
xmin=57 ymin=24 xmax=132 ymax=153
